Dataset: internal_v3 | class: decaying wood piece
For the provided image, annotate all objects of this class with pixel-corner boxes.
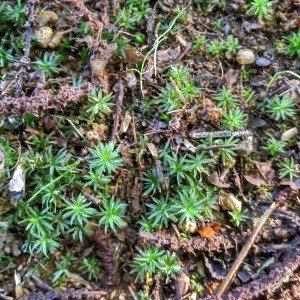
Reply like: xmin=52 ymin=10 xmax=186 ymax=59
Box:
xmin=139 ymin=217 xmax=298 ymax=254
xmin=93 ymin=228 xmax=117 ymax=289
xmin=0 ymin=83 xmax=92 ymax=116
xmin=190 ymin=130 xmax=253 ymax=139
xmin=17 ymin=289 xmax=108 ymax=300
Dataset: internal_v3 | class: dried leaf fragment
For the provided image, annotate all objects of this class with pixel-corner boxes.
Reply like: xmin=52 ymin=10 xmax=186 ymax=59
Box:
xmin=198 ymin=223 xmax=221 ymax=238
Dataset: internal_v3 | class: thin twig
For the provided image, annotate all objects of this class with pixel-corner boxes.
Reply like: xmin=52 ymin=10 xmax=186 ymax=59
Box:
xmin=110 ymin=78 xmax=124 ymax=143
xmin=196 ymin=144 xmax=236 ymax=151
xmin=15 ymin=0 xmax=36 ymax=98
xmin=31 ymin=275 xmax=54 ymax=292
xmin=170 ymin=77 xmax=187 ymax=103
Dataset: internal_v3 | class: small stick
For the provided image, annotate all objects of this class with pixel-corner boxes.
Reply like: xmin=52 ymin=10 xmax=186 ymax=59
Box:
xmin=31 ymin=275 xmax=54 ymax=292
xmin=216 ymin=201 xmax=279 ymax=297
xmin=196 ymin=144 xmax=236 ymax=151
xmin=190 ymin=130 xmax=252 ymax=139
xmin=170 ymin=77 xmax=186 ymax=103
xmin=110 ymin=78 xmax=124 ymax=143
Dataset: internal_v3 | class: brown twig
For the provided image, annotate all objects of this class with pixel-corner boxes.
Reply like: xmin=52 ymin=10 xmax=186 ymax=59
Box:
xmin=146 ymin=1 xmax=159 ymax=47
xmin=110 ymin=78 xmax=124 ymax=143
xmin=170 ymin=77 xmax=187 ymax=103
xmin=30 ymin=275 xmax=54 ymax=292
xmin=216 ymin=188 xmax=293 ymax=297
xmin=227 ymin=246 xmax=300 ymax=300
xmin=15 ymin=0 xmax=36 ymax=98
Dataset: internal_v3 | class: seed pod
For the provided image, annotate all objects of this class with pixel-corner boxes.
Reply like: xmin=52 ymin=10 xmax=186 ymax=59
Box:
xmin=35 ymin=26 xmax=53 ymax=48
xmin=36 ymin=10 xmax=59 ymax=27
xmin=48 ymin=31 xmax=65 ymax=48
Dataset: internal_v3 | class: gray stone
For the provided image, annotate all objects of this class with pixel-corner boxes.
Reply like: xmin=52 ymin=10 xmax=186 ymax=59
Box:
xmin=236 ymin=49 xmax=256 ymax=65
xmin=256 ymin=57 xmax=272 ymax=67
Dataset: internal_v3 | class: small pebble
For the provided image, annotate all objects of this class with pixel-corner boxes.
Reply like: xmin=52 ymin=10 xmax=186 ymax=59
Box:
xmin=255 ymin=57 xmax=272 ymax=67
xmin=220 ymin=193 xmax=242 ymax=211
xmin=236 ymin=49 xmax=255 ymax=65
xmin=281 ymin=127 xmax=298 ymax=141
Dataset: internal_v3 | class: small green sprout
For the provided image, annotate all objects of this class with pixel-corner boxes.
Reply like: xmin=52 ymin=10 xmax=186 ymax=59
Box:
xmin=34 ymin=52 xmax=61 ymax=78
xmin=266 ymin=95 xmax=295 ymax=121
xmin=172 ymin=190 xmax=205 ymax=231
xmin=247 ymin=0 xmax=274 ymax=19
xmin=222 ymin=109 xmax=247 ymax=130
xmin=63 ymin=195 xmax=97 ymax=226
xmin=85 ymin=89 xmax=114 ymax=120
xmin=98 ymin=196 xmax=127 ymax=233
xmin=88 ymin=142 xmax=124 ymax=174
xmin=131 ymin=247 xmax=180 ymax=283
xmin=278 ymin=158 xmax=299 ymax=181
xmin=5 ymin=0 xmax=26 ymax=26
xmin=79 ymin=257 xmax=101 ymax=280
xmin=137 ymin=216 xmax=159 ymax=232
xmin=146 ymin=195 xmax=177 ymax=229
xmin=214 ymin=86 xmax=239 ymax=110
xmin=224 ymin=35 xmax=240 ymax=54
xmin=193 ymin=37 xmax=206 ymax=50
xmin=207 ymin=40 xmax=224 ymax=57
xmin=22 ymin=207 xmax=53 ymax=236
xmin=167 ymin=155 xmax=189 ymax=183
xmin=83 ymin=169 xmax=111 ymax=191
xmin=30 ymin=233 xmax=61 ymax=256
xmin=229 ymin=210 xmax=249 ymax=227
xmin=212 ymin=19 xmax=222 ymax=30
xmin=184 ymin=153 xmax=213 ymax=177
xmin=263 ymin=136 xmax=286 ymax=156
xmin=159 ymin=252 xmax=181 ymax=283
xmin=140 ymin=169 xmax=162 ymax=195
xmin=131 ymin=247 xmax=166 ymax=282
xmin=283 ymin=30 xmax=300 ymax=58
xmin=219 ymin=137 xmax=238 ymax=166
xmin=53 ymin=251 xmax=75 ymax=282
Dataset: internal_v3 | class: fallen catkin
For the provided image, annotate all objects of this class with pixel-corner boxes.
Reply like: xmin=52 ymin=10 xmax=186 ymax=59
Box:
xmin=0 ymin=83 xmax=92 ymax=116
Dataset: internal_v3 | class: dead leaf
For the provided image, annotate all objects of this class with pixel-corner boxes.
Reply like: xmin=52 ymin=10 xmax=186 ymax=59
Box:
xmin=90 ymin=42 xmax=117 ymax=93
xmin=280 ymin=178 xmax=300 ymax=190
xmin=147 ymin=143 xmax=158 ymax=157
xmin=144 ymin=46 xmax=181 ymax=81
xmin=176 ymin=272 xmax=190 ymax=297
xmin=124 ymin=47 xmax=144 ymax=64
xmin=204 ymin=255 xmax=227 ymax=279
xmin=244 ymin=161 xmax=274 ymax=186
xmin=207 ymin=171 xmax=230 ymax=188
xmin=198 ymin=223 xmax=221 ymax=238
xmin=120 ymin=111 xmax=131 ymax=133
xmin=9 ymin=164 xmax=25 ymax=201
